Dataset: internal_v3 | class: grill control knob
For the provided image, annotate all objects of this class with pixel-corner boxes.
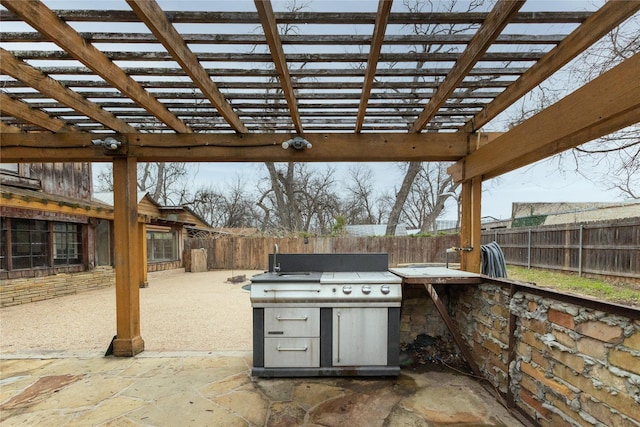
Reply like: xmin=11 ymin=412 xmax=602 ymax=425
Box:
xmin=361 ymin=285 xmax=371 ymax=294
xmin=381 ymin=285 xmax=391 ymax=295
xmin=342 ymin=285 xmax=352 ymax=294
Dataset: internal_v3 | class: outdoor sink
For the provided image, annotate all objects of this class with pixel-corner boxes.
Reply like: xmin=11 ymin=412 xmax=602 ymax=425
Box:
xmin=251 ymin=271 xmax=322 ymax=283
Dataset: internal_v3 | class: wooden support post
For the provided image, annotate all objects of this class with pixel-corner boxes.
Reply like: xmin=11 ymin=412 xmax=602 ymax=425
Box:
xmin=460 ymin=181 xmax=472 ymax=271
xmin=139 ymin=222 xmax=148 ymax=288
xmin=460 ymin=177 xmax=482 ymax=273
xmin=111 ymin=156 xmax=145 ymax=356
xmin=424 ymin=283 xmax=481 ymax=377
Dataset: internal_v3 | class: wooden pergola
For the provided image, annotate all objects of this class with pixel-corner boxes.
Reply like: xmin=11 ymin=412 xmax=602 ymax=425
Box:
xmin=1 ymin=0 xmax=639 ymax=356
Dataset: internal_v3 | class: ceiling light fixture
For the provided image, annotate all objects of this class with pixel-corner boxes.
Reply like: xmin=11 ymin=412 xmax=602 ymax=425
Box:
xmin=91 ymin=137 xmax=122 ymax=150
xmin=281 ymin=136 xmax=312 ymax=150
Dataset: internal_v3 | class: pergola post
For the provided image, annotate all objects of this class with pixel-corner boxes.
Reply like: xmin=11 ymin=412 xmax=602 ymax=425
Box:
xmin=139 ymin=222 xmax=148 ymax=288
xmin=460 ymin=176 xmax=482 ymax=273
xmin=111 ymin=156 xmax=145 ymax=356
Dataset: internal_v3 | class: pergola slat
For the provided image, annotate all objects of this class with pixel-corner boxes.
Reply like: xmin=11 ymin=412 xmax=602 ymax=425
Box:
xmin=0 ymin=32 xmax=567 ymax=45
xmin=0 ymin=0 xmax=191 ymax=133
xmin=0 ymin=93 xmax=79 ymax=133
xmin=0 ymin=49 xmax=137 ymax=134
xmin=356 ymin=0 xmax=393 ymax=133
xmin=254 ymin=0 xmax=302 ymax=134
xmin=460 ymin=1 xmax=640 ymax=133
xmin=10 ymin=50 xmax=546 ymax=62
xmin=126 ymin=0 xmax=247 ymax=134
xmin=410 ymin=0 xmax=524 ymax=133
xmin=0 ymin=10 xmax=594 ymax=25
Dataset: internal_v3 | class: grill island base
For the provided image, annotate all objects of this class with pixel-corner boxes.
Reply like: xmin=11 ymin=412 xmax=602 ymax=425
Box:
xmin=250 ymin=253 xmax=401 ymax=377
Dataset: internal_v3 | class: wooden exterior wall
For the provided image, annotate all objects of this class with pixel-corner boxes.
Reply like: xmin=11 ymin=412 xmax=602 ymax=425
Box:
xmin=24 ymin=163 xmax=92 ymax=199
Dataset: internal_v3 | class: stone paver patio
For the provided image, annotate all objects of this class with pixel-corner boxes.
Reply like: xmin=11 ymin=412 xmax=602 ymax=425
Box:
xmin=0 ymin=352 xmax=522 ymax=426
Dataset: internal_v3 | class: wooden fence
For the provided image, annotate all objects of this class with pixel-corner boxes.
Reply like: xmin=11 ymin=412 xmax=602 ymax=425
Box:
xmin=481 ymin=218 xmax=640 ymax=282
xmin=184 ymin=219 xmax=639 ymax=282
xmin=184 ymin=234 xmax=460 ymax=271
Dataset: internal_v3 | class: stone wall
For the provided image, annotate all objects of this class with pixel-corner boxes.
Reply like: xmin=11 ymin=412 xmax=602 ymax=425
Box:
xmin=400 ymin=284 xmax=452 ymax=345
xmin=147 ymin=260 xmax=182 ymax=273
xmin=449 ymin=282 xmax=640 ymax=427
xmin=0 ymin=266 xmax=115 ymax=308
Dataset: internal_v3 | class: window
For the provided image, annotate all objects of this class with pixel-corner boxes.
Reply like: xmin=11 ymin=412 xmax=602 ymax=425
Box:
xmin=11 ymin=219 xmax=49 ymax=269
xmin=95 ymin=219 xmax=111 ymax=266
xmin=147 ymin=230 xmax=177 ymax=262
xmin=0 ymin=164 xmax=19 ymax=174
xmin=1 ymin=218 xmax=84 ymax=271
xmin=53 ymin=223 xmax=82 ymax=265
xmin=0 ymin=218 xmax=6 ymax=270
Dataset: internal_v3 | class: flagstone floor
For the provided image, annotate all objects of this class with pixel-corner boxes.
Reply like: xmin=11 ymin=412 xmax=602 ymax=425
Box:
xmin=0 ymin=351 xmax=523 ymax=427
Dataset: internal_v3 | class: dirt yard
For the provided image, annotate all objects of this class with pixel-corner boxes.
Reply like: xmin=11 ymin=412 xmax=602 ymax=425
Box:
xmin=0 ymin=269 xmax=261 ymax=355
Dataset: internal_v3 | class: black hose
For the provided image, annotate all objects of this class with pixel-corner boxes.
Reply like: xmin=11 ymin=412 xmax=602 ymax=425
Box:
xmin=481 ymin=241 xmax=508 ymax=278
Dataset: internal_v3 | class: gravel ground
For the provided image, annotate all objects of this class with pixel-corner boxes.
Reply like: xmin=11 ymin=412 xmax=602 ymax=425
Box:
xmin=0 ymin=269 xmax=261 ymax=355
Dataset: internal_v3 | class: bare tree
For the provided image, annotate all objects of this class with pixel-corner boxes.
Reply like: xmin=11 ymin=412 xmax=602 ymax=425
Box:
xmin=384 ymin=0 xmax=488 ymax=235
xmin=400 ymin=163 xmax=460 ymax=233
xmin=257 ymin=163 xmax=340 ymax=234
xmin=188 ymin=178 xmax=257 ymax=228
xmin=95 ymin=162 xmax=196 ymax=205
xmin=342 ymin=164 xmax=381 ymax=225
xmin=385 ymin=162 xmax=422 ymax=235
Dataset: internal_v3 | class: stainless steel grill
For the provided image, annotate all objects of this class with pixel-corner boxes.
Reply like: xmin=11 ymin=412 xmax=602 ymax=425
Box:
xmin=250 ymin=253 xmax=402 ymax=377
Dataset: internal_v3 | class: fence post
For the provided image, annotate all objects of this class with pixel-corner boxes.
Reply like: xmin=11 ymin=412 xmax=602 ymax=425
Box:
xmin=578 ymin=224 xmax=583 ymax=277
xmin=527 ymin=228 xmax=532 ymax=269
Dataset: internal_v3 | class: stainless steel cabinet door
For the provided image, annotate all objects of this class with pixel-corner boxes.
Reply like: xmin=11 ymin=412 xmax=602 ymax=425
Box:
xmin=332 ymin=308 xmax=388 ymax=366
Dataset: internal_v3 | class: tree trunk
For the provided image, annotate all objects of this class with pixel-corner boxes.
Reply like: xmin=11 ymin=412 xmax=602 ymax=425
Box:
xmin=264 ymin=162 xmax=291 ymax=230
xmin=385 ymin=161 xmax=422 ymax=235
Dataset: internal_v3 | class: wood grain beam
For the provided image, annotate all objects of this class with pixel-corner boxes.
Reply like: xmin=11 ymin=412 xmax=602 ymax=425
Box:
xmin=0 ymin=122 xmax=24 ymax=133
xmin=0 ymin=132 xmax=474 ymax=163
xmin=112 ymin=156 xmax=144 ymax=357
xmin=126 ymin=0 xmax=247 ymax=134
xmin=356 ymin=0 xmax=392 ymax=133
xmin=0 ymin=192 xmax=114 ymax=220
xmin=459 ymin=1 xmax=640 ymax=133
xmin=0 ymin=0 xmax=190 ymax=133
xmin=254 ymin=0 xmax=303 ymax=134
xmin=0 ymin=49 xmax=137 ymax=134
xmin=449 ymin=53 xmax=640 ymax=183
xmin=410 ymin=0 xmax=524 ymax=133
xmin=0 ymin=10 xmax=594 ymax=25
xmin=0 ymin=93 xmax=79 ymax=133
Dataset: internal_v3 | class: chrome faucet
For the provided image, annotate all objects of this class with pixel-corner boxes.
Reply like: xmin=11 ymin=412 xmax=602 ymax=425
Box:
xmin=273 ymin=243 xmax=280 ymax=273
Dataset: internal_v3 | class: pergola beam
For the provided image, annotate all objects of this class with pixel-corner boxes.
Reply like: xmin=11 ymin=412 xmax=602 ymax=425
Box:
xmin=449 ymin=53 xmax=640 ymax=182
xmin=0 ymin=49 xmax=137 ymax=134
xmin=410 ymin=0 xmax=524 ymax=133
xmin=0 ymin=122 xmax=24 ymax=133
xmin=0 ymin=0 xmax=190 ymax=133
xmin=0 ymin=93 xmax=79 ymax=133
xmin=460 ymin=1 xmax=640 ymax=133
xmin=254 ymin=0 xmax=303 ymax=134
xmin=126 ymin=0 xmax=247 ymax=134
xmin=0 ymin=132 xmax=477 ymax=163
xmin=356 ymin=0 xmax=393 ymax=133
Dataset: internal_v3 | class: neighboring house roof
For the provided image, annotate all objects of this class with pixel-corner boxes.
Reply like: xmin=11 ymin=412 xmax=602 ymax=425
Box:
xmin=345 ymin=224 xmax=408 ymax=237
xmin=511 ymin=201 xmax=640 ymax=227
xmin=93 ymin=191 xmax=212 ymax=229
